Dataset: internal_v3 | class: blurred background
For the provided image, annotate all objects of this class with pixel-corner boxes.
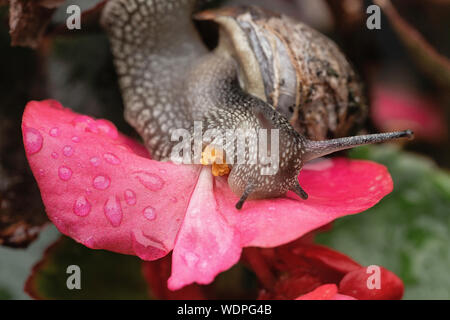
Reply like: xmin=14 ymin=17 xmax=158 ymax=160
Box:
xmin=0 ymin=0 xmax=449 ymax=299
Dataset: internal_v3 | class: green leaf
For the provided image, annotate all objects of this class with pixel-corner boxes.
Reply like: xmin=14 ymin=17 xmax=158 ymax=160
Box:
xmin=25 ymin=237 xmax=151 ymax=299
xmin=317 ymin=145 xmax=450 ymax=299
xmin=0 ymin=287 xmax=12 ymax=300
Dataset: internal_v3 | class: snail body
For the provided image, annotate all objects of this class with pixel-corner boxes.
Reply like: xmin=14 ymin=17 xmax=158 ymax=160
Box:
xmin=101 ymin=0 xmax=412 ymax=209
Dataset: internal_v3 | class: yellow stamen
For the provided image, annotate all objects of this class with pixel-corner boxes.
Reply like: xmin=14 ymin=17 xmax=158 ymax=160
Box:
xmin=201 ymin=146 xmax=230 ymax=176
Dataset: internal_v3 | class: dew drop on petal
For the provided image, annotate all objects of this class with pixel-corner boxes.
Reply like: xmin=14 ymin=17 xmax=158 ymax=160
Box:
xmin=89 ymin=157 xmax=100 ymax=167
xmin=51 ymin=152 xmax=59 ymax=159
xmin=159 ymin=169 xmax=166 ymax=174
xmin=115 ymin=144 xmax=132 ymax=153
xmin=104 ymin=196 xmax=122 ymax=227
xmin=93 ymin=175 xmax=110 ymax=190
xmin=49 ymin=127 xmax=60 ymax=137
xmin=134 ymin=172 xmax=165 ymax=191
xmin=103 ymin=152 xmax=121 ymax=165
xmin=24 ymin=127 xmax=43 ymax=155
xmin=96 ymin=119 xmax=119 ymax=139
xmin=39 ymin=169 xmax=45 ymax=176
xmin=73 ymin=196 xmax=91 ymax=217
xmin=143 ymin=206 xmax=156 ymax=221
xmin=124 ymin=189 xmax=137 ymax=206
xmin=58 ymin=166 xmax=72 ymax=181
xmin=63 ymin=145 xmax=74 ymax=157
xmin=72 ymin=115 xmax=99 ymax=133
xmin=170 ymin=197 xmax=177 ymax=203
xmin=71 ymin=136 xmax=80 ymax=143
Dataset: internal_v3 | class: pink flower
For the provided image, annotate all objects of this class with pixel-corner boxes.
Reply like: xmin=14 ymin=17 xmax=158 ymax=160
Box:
xmin=372 ymin=86 xmax=447 ymax=142
xmin=22 ymin=100 xmax=394 ymax=290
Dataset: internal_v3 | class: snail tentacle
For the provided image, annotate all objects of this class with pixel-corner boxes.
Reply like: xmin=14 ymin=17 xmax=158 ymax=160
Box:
xmin=303 ymin=130 xmax=414 ymax=162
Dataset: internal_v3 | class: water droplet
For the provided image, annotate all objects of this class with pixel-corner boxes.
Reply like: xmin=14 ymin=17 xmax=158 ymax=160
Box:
xmin=63 ymin=145 xmax=74 ymax=157
xmin=89 ymin=157 xmax=100 ymax=167
xmin=72 ymin=115 xmax=99 ymax=133
xmin=71 ymin=136 xmax=80 ymax=143
xmin=24 ymin=127 xmax=43 ymax=155
xmin=170 ymin=197 xmax=177 ymax=203
xmin=124 ymin=189 xmax=136 ymax=205
xmin=143 ymin=206 xmax=156 ymax=221
xmin=134 ymin=172 xmax=165 ymax=191
xmin=96 ymin=119 xmax=119 ymax=139
xmin=115 ymin=144 xmax=132 ymax=152
xmin=159 ymin=169 xmax=166 ymax=174
xmin=58 ymin=166 xmax=72 ymax=181
xmin=51 ymin=152 xmax=59 ymax=159
xmin=104 ymin=196 xmax=122 ymax=227
xmin=103 ymin=152 xmax=121 ymax=165
xmin=39 ymin=169 xmax=45 ymax=176
xmin=268 ymin=206 xmax=276 ymax=211
xmin=73 ymin=196 xmax=91 ymax=217
xmin=49 ymin=127 xmax=60 ymax=137
xmin=93 ymin=175 xmax=110 ymax=190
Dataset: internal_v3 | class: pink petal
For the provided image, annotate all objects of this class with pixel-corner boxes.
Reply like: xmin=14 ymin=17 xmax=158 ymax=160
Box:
xmin=372 ymin=86 xmax=447 ymax=142
xmin=168 ymin=167 xmax=242 ymax=291
xmin=215 ymin=158 xmax=393 ymax=248
xmin=296 ymin=284 xmax=356 ymax=300
xmin=22 ymin=100 xmax=200 ymax=260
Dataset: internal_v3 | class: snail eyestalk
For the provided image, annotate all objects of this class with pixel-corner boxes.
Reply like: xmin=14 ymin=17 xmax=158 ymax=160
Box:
xmin=292 ymin=181 xmax=309 ymax=200
xmin=235 ymin=184 xmax=255 ymax=210
xmin=303 ymin=130 xmax=414 ymax=162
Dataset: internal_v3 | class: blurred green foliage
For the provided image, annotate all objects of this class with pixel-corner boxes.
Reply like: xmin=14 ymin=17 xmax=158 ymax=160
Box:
xmin=27 ymin=237 xmax=151 ymax=300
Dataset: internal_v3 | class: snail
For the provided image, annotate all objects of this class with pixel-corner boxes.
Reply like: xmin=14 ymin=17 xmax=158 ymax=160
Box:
xmin=101 ymin=0 xmax=413 ymax=209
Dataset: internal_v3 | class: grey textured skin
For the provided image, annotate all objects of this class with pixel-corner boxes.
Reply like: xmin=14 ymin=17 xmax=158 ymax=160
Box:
xmin=101 ymin=0 xmax=412 ymax=209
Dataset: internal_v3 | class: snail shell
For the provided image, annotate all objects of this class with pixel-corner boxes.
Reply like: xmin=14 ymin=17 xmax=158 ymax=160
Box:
xmin=196 ymin=6 xmax=368 ymax=140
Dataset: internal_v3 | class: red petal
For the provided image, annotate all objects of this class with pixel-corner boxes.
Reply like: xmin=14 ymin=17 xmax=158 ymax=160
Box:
xmin=296 ymin=284 xmax=356 ymax=300
xmin=339 ymin=266 xmax=404 ymax=300
xmin=142 ymin=257 xmax=205 ymax=300
xmin=22 ymin=100 xmax=200 ymax=260
xmin=289 ymin=243 xmax=362 ymax=276
xmin=215 ymin=158 xmax=393 ymax=248
xmin=253 ymin=243 xmax=362 ymax=299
